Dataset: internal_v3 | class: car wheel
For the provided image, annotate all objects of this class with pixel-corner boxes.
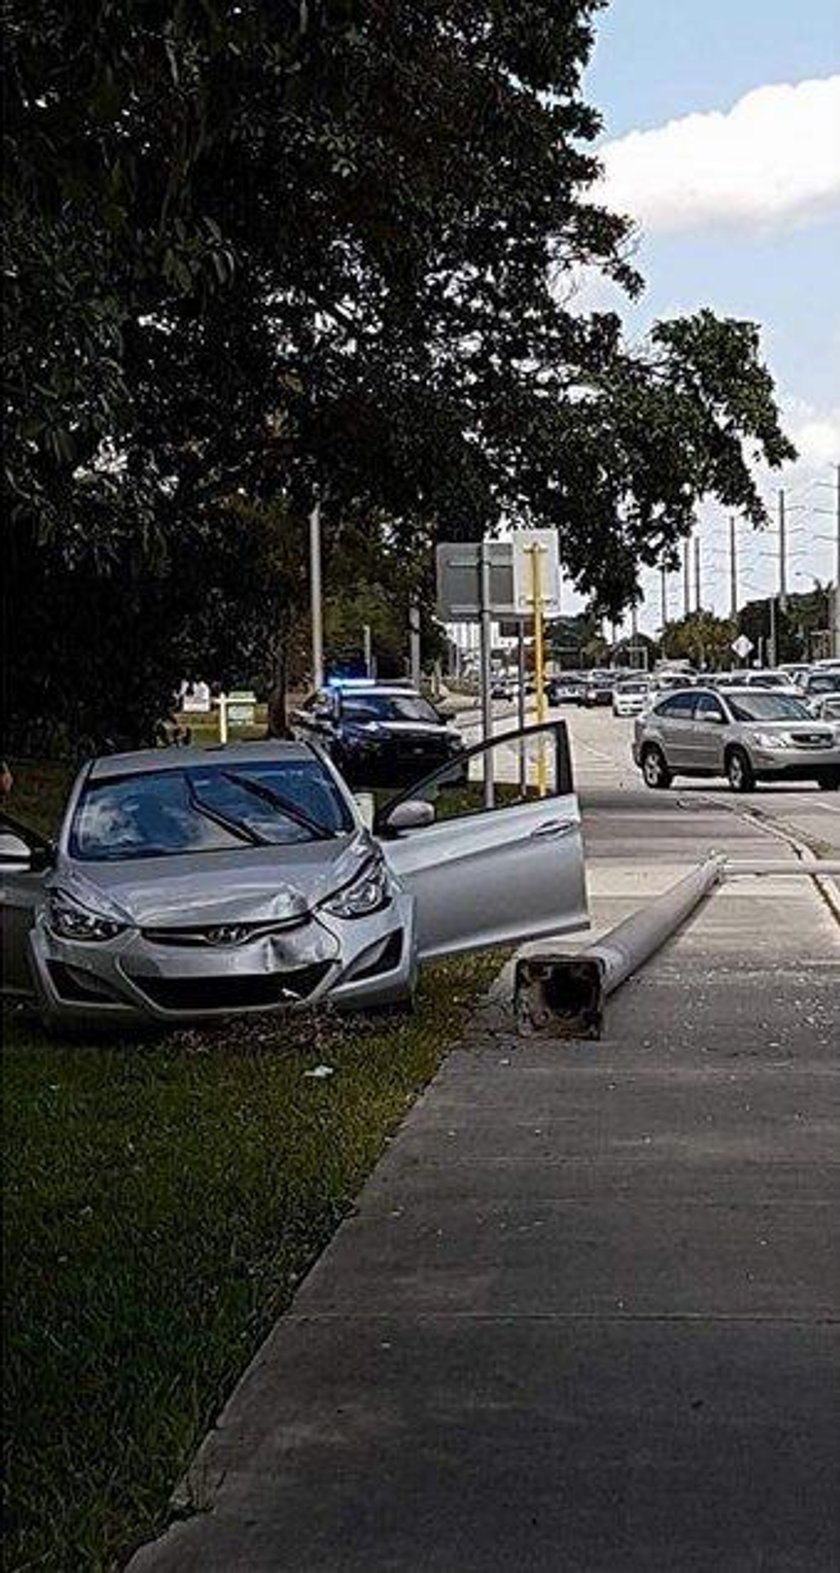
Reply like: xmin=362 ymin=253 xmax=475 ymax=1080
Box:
xmin=641 ymin=745 xmax=672 ymax=790
xmin=816 ymin=769 xmax=840 ymax=791
xmin=726 ymin=746 xmax=755 ymax=792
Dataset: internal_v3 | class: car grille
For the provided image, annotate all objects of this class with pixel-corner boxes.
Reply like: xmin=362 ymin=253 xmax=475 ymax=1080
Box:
xmin=142 ymin=917 xmax=307 ymax=947
xmin=788 ymin=732 xmax=833 ymax=749
xmin=130 ymin=964 xmax=332 ymax=1012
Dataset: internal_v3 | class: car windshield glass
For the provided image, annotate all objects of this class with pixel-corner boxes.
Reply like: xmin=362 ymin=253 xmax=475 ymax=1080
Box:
xmin=808 ymin=675 xmax=840 ymax=693
xmin=727 ymin=693 xmax=812 ymax=722
xmin=341 ymin=694 xmax=440 ymax=723
xmin=617 ymin=683 xmax=646 ymax=693
xmin=70 ymin=760 xmax=353 ymax=860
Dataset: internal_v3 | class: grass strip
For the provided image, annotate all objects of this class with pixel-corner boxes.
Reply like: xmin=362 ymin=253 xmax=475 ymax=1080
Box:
xmin=3 ymin=950 xmax=502 ymax=1571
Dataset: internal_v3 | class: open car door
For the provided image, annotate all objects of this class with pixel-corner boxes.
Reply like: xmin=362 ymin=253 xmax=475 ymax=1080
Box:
xmin=0 ymin=814 xmax=53 ymax=995
xmin=376 ymin=722 xmax=588 ymax=960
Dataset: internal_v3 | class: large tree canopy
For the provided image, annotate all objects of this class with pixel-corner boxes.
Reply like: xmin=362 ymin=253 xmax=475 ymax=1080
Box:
xmin=2 ymin=0 xmax=795 ymax=750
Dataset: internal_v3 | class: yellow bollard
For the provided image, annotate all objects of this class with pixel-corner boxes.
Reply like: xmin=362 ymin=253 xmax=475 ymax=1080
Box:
xmin=529 ymin=545 xmax=548 ymax=797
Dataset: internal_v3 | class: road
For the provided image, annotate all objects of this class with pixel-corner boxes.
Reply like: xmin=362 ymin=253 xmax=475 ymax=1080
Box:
xmin=563 ymin=702 xmax=840 ymax=860
xmin=131 ymin=703 xmax=840 ymax=1573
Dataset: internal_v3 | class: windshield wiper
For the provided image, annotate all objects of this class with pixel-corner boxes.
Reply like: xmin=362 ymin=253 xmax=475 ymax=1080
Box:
xmin=185 ymin=778 xmax=269 ymax=846
xmin=218 ymin=772 xmax=333 ymax=840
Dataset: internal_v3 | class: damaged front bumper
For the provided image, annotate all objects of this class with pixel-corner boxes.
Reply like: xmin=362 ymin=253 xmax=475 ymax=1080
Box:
xmin=28 ymin=893 xmax=416 ymax=1029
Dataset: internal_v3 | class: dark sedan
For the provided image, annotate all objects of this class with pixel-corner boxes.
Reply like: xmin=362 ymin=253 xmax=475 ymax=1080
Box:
xmin=292 ymin=682 xmax=466 ymax=788
xmin=581 ymin=674 xmax=615 ymax=708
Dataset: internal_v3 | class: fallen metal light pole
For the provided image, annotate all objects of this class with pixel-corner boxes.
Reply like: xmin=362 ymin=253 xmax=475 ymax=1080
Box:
xmin=723 ymin=859 xmax=840 ymax=878
xmin=515 ymin=854 xmax=726 ymax=1040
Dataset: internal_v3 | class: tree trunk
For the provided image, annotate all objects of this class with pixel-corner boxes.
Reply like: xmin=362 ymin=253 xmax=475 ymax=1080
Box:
xmin=267 ymin=623 xmax=290 ymax=737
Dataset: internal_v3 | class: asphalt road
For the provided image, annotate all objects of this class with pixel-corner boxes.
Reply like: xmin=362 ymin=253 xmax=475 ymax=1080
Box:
xmin=131 ymin=704 xmax=840 ymax=1573
xmin=561 ymin=702 xmax=840 ymax=860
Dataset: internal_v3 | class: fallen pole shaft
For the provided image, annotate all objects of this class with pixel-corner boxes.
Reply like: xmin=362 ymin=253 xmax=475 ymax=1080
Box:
xmin=724 ymin=859 xmax=840 ymax=878
xmin=515 ymin=854 xmax=726 ymax=1039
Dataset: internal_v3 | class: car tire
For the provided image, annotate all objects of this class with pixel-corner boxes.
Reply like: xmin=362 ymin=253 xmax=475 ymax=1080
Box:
xmin=726 ymin=746 xmax=755 ymax=792
xmin=816 ymin=770 xmax=840 ymax=791
xmin=641 ymin=745 xmax=672 ymax=790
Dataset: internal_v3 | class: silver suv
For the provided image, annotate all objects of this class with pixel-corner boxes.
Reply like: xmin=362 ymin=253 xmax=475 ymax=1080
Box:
xmin=633 ymin=687 xmax=840 ymax=792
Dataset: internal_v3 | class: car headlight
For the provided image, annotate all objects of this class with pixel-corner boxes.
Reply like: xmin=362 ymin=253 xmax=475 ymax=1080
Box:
xmin=322 ymin=858 xmax=392 ymax=919
xmin=47 ymin=889 xmax=128 ymax=942
xmin=750 ymin=731 xmax=790 ymax=750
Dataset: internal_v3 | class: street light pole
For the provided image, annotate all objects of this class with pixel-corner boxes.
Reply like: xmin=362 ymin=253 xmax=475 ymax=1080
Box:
xmin=309 ymin=499 xmax=324 ymax=689
xmin=660 ymin=564 xmax=668 ymax=632
xmin=408 ymin=602 xmax=421 ymax=688
xmin=729 ymin=516 xmax=738 ymax=622
xmin=683 ymin=538 xmax=691 ymax=619
xmin=778 ymin=489 xmax=787 ymax=611
xmin=694 ymin=537 xmax=702 ymax=614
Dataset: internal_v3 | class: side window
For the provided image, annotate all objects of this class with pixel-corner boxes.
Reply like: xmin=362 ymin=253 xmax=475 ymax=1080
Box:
xmin=656 ymin=693 xmax=696 ymax=719
xmin=695 ymin=693 xmax=725 ymax=720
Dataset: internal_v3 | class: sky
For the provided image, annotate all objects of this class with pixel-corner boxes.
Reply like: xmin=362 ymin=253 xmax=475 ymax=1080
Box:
xmin=569 ymin=0 xmax=840 ymax=633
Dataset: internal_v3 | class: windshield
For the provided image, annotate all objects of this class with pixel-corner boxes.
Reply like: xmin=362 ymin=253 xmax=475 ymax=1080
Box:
xmin=727 ymin=693 xmax=812 ymax=722
xmin=70 ymin=759 xmax=353 ymax=861
xmin=341 ymin=693 xmax=440 ymax=724
xmin=616 ymin=682 xmax=647 ymax=694
xmin=807 ymin=675 xmax=840 ymax=693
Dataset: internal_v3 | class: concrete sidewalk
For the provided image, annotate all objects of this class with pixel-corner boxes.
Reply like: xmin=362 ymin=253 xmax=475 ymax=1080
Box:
xmin=130 ymin=863 xmax=840 ymax=1572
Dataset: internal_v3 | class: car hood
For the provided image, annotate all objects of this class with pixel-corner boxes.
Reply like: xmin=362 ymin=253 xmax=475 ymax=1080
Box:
xmin=54 ymin=833 xmax=374 ymax=929
xmin=739 ymin=718 xmax=832 ymax=734
xmin=348 ymin=720 xmax=454 ymax=739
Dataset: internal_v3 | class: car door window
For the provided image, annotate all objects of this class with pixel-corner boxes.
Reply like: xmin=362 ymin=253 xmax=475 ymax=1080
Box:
xmin=654 ymin=693 xmax=697 ymax=721
xmin=695 ymin=693 xmax=725 ymax=722
xmin=378 ymin=720 xmax=573 ymax=826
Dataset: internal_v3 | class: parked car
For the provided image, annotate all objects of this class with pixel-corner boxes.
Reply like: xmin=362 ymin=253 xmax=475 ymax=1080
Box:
xmin=292 ymin=681 xmax=466 ymax=787
xmin=633 ymin=687 xmax=840 ymax=792
xmin=612 ymin=679 xmax=649 ymax=717
xmin=0 ymin=730 xmax=589 ymax=1031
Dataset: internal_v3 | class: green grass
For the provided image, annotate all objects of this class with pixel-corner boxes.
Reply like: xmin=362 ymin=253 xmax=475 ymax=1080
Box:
xmin=3 ymin=754 xmax=506 ymax=1568
xmin=3 ymin=959 xmax=502 ymax=1571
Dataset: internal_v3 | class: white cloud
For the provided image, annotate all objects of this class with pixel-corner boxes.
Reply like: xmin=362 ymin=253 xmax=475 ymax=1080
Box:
xmin=597 ymin=76 xmax=840 ymax=234
xmin=787 ymin=404 xmax=840 ymax=469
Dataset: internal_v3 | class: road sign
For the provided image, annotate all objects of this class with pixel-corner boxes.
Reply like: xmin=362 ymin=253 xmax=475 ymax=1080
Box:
xmin=435 ymin=541 xmax=517 ymax=621
xmin=731 ymin=634 xmax=753 ymax=660
xmin=511 ymin=530 xmax=561 ymax=617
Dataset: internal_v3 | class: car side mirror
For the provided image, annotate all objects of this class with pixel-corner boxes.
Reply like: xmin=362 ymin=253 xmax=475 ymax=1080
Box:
xmin=0 ymin=832 xmax=38 ymax=869
xmin=384 ymin=800 xmax=436 ymax=833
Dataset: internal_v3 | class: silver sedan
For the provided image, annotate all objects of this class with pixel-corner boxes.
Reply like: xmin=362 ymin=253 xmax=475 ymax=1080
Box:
xmin=0 ymin=731 xmax=588 ymax=1030
xmin=632 ymin=687 xmax=840 ymax=792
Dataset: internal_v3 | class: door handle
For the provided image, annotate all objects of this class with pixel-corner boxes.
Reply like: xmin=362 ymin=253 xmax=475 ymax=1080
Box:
xmin=529 ymin=818 xmax=577 ymax=839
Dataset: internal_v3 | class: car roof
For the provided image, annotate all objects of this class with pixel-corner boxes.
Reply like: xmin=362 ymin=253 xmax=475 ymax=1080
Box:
xmin=88 ymin=740 xmax=315 ymax=778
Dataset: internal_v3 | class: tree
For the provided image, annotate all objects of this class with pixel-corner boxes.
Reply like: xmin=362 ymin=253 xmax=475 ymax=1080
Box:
xmin=3 ymin=1 xmax=795 ymax=752
xmin=662 ymin=612 xmax=736 ymax=671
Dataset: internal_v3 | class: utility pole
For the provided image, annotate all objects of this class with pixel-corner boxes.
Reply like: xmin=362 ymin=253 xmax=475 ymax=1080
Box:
xmin=729 ymin=516 xmax=738 ymax=623
xmin=309 ymin=500 xmax=324 ymax=689
xmin=694 ymin=537 xmax=702 ymax=614
xmin=683 ymin=538 xmax=691 ymax=619
xmin=769 ymin=594 xmax=777 ymax=669
xmin=660 ymin=564 xmax=668 ymax=631
xmin=362 ymin=623 xmax=373 ymax=678
xmin=834 ymin=464 xmax=840 ymax=657
xmin=778 ymin=489 xmax=787 ymax=611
